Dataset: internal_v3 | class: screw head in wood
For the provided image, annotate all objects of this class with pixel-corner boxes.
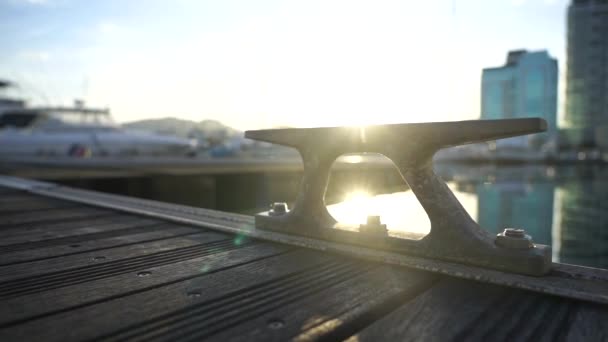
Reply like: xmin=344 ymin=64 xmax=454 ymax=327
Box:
xmin=187 ymin=290 xmax=202 ymax=298
xmin=267 ymin=319 xmax=285 ymax=329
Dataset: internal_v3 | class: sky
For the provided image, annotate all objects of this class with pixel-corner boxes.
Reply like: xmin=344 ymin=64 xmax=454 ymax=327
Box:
xmin=0 ymin=0 xmax=569 ymax=130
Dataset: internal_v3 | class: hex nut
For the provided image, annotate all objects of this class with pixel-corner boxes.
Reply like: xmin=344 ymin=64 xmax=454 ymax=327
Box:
xmin=495 ymin=228 xmax=533 ymax=249
xmin=359 ymin=215 xmax=388 ymax=236
xmin=269 ymin=202 xmax=288 ymax=216
xmin=503 ymin=228 xmax=526 ymax=238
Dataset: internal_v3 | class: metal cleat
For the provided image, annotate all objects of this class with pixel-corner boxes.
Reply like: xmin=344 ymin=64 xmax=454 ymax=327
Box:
xmin=245 ymin=119 xmax=552 ymax=276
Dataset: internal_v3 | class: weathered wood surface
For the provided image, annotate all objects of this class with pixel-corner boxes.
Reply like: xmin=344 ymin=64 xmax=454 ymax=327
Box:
xmin=0 ymin=186 xmax=607 ymax=341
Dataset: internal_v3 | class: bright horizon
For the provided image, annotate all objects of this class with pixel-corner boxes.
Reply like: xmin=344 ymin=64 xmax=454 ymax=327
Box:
xmin=1 ymin=0 xmax=568 ymax=130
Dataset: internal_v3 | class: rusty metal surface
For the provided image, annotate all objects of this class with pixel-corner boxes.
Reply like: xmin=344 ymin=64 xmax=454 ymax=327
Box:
xmin=245 ymin=119 xmax=551 ymax=276
xmin=2 ymin=176 xmax=607 ymax=305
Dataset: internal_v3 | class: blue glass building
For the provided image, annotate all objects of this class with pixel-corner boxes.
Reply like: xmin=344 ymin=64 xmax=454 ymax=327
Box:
xmin=565 ymin=0 xmax=608 ymax=129
xmin=481 ymin=50 xmax=558 ymax=141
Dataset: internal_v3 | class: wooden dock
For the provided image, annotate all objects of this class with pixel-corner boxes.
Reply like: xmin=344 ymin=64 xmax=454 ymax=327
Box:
xmin=0 ymin=177 xmax=607 ymax=341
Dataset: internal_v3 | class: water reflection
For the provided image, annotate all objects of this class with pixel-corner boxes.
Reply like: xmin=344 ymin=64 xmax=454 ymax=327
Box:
xmin=475 ymin=182 xmax=554 ymax=245
xmin=328 ymin=165 xmax=608 ymax=270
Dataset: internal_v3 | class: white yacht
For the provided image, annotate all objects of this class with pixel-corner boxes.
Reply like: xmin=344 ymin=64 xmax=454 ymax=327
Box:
xmin=0 ymin=80 xmax=26 ymax=114
xmin=0 ymin=80 xmax=197 ymax=159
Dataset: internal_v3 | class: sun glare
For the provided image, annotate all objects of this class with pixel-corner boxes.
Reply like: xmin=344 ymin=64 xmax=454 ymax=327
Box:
xmin=339 ymin=155 xmax=364 ymax=164
xmin=328 ymin=191 xmax=374 ymax=226
xmin=346 ymin=191 xmax=371 ymax=203
xmin=327 ymin=183 xmax=478 ymax=237
xmin=327 ymin=190 xmax=431 ymax=236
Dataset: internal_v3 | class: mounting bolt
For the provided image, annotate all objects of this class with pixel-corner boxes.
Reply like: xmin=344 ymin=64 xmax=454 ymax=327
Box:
xmin=495 ymin=228 xmax=533 ymax=249
xmin=269 ymin=202 xmax=288 ymax=216
xmin=359 ymin=215 xmax=388 ymax=236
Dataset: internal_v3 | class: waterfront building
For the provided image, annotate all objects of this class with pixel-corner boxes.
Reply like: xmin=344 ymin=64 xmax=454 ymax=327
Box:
xmin=481 ymin=50 xmax=558 ymax=148
xmin=564 ymin=0 xmax=608 ymax=129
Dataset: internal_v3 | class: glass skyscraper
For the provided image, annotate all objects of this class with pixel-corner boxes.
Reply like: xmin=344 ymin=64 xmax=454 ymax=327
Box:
xmin=481 ymin=50 xmax=558 ymax=137
xmin=565 ymin=0 xmax=608 ymax=129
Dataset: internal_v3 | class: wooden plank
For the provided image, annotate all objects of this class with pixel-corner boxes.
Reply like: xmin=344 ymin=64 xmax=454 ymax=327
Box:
xmin=205 ymin=266 xmax=436 ymax=342
xmin=0 ymin=237 xmax=235 ymax=298
xmin=0 ymin=194 xmax=36 ymax=205
xmin=0 ymin=242 xmax=292 ymax=333
xmin=0 ymin=207 xmax=113 ymax=228
xmin=0 ymin=192 xmax=66 ymax=203
xmin=0 ymin=217 xmax=162 ymax=250
xmin=0 ymin=252 xmax=435 ymax=342
xmin=0 ymin=187 xmax=21 ymax=195
xmin=347 ymin=278 xmax=506 ymax=341
xmin=351 ymin=277 xmax=608 ymax=341
xmin=0 ymin=214 xmax=145 ymax=245
xmin=0 ymin=191 xmax=22 ymax=199
xmin=0 ymin=202 xmax=77 ymax=215
xmin=564 ymin=302 xmax=608 ymax=341
xmin=0 ymin=231 xmax=227 ymax=282
xmin=0 ymin=225 xmax=200 ymax=266
xmin=0 ymin=197 xmax=76 ymax=214
xmin=452 ymin=291 xmax=576 ymax=341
